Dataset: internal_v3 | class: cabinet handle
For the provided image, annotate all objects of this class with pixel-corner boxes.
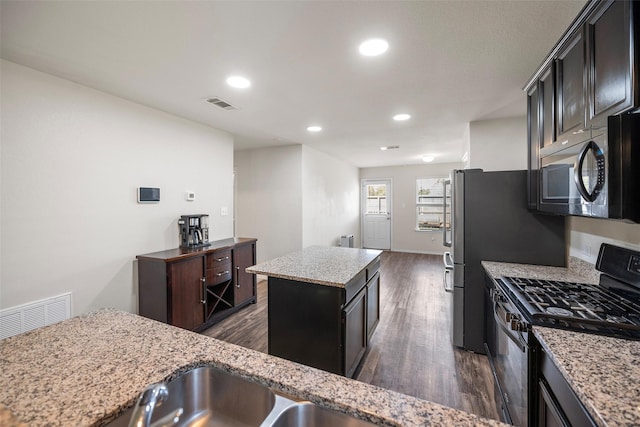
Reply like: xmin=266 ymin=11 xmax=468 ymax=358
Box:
xmin=236 ymin=266 xmax=240 ymax=288
xmin=216 ymin=271 xmax=229 ymax=277
xmin=200 ymin=278 xmax=206 ymax=305
xmin=200 ymin=277 xmax=206 ymax=283
xmin=216 ymin=256 xmax=229 ymax=262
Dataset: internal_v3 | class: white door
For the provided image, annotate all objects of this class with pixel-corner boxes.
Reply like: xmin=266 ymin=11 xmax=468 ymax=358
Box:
xmin=362 ymin=179 xmax=391 ymax=249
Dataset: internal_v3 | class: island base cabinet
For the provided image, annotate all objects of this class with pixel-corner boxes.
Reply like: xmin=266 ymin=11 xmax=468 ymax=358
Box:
xmin=343 ymin=286 xmax=367 ymax=378
xmin=366 ymin=271 xmax=380 ymax=340
xmin=267 ymin=256 xmax=380 ymax=378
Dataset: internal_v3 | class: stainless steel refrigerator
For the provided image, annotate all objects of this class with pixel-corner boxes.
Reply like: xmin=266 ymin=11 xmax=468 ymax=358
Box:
xmin=442 ymin=169 xmax=565 ymax=353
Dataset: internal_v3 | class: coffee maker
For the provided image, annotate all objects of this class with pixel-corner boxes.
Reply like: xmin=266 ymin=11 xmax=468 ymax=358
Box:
xmin=178 ymin=214 xmax=211 ymax=248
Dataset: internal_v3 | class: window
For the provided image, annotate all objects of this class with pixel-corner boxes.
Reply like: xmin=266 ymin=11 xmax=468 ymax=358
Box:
xmin=416 ymin=177 xmax=449 ymax=231
xmin=366 ymin=184 xmax=388 ymax=214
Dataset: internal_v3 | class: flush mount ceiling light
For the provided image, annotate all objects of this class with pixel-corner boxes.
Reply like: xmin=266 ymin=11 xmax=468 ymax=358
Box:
xmin=380 ymin=145 xmax=400 ymax=151
xmin=422 ymin=156 xmax=435 ymax=163
xmin=359 ymin=38 xmax=389 ymax=56
xmin=393 ymin=113 xmax=411 ymax=121
xmin=226 ymin=76 xmax=251 ymax=89
xmin=307 ymin=125 xmax=322 ymax=132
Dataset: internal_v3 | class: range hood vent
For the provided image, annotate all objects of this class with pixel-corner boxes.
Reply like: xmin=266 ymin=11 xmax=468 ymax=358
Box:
xmin=204 ymin=97 xmax=237 ymax=110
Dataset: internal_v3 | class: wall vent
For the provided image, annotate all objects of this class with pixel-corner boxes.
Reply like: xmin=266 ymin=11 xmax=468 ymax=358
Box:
xmin=0 ymin=293 xmax=71 ymax=339
xmin=204 ymin=97 xmax=238 ymax=110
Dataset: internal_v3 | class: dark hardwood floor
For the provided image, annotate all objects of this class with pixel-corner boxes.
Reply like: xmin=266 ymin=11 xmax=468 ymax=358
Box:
xmin=201 ymin=251 xmax=500 ymax=421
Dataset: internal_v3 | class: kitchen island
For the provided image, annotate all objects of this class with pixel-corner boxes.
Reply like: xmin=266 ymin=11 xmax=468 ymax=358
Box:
xmin=0 ymin=309 xmax=507 ymax=427
xmin=247 ymin=246 xmax=382 ymax=377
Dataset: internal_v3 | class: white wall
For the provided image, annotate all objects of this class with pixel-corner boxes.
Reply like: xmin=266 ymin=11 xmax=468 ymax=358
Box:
xmin=568 ymin=217 xmax=640 ymax=263
xmin=1 ymin=60 xmax=234 ymax=315
xmin=234 ymin=145 xmax=303 ymax=263
xmin=469 ymin=116 xmax=527 ymax=171
xmin=234 ymin=144 xmax=360 ymax=262
xmin=360 ymin=162 xmax=462 ymax=254
xmin=301 ymin=146 xmax=360 ymax=247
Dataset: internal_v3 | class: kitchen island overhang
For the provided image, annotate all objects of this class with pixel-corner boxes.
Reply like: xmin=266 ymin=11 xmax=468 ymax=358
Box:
xmin=247 ymin=246 xmax=382 ymax=377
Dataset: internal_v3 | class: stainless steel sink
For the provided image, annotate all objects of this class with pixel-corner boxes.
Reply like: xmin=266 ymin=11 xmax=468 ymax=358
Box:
xmin=267 ymin=402 xmax=377 ymax=427
xmin=107 ymin=366 xmax=277 ymax=427
xmin=106 ymin=366 xmax=378 ymax=427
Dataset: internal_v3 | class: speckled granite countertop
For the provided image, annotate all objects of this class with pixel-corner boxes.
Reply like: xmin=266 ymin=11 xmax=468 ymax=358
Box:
xmin=246 ymin=246 xmax=382 ymax=287
xmin=0 ymin=309 xmax=506 ymax=427
xmin=483 ymin=257 xmax=640 ymax=427
xmin=533 ymin=327 xmax=640 ymax=427
xmin=482 ymin=256 xmax=600 ymax=285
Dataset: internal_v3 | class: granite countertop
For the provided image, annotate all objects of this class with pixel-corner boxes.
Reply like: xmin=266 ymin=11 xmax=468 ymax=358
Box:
xmin=481 ymin=256 xmax=600 ymax=285
xmin=482 ymin=258 xmax=640 ymax=427
xmin=246 ymin=246 xmax=382 ymax=287
xmin=0 ymin=309 xmax=507 ymax=427
xmin=533 ymin=327 xmax=640 ymax=427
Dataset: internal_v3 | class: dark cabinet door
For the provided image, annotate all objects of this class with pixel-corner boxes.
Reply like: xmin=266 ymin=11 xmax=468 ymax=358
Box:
xmin=587 ymin=0 xmax=633 ymax=126
xmin=527 ymin=82 xmax=541 ymax=209
xmin=556 ymin=29 xmax=585 ymax=138
xmin=540 ymin=65 xmax=555 ymax=148
xmin=366 ymin=271 xmax=380 ymax=340
xmin=343 ymin=287 xmax=367 ymax=378
xmin=168 ymin=256 xmax=205 ymax=330
xmin=233 ymin=242 xmax=256 ymax=306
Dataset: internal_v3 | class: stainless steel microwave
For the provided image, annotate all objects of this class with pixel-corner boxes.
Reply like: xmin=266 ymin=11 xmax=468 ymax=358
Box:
xmin=538 ymin=114 xmax=639 ymax=222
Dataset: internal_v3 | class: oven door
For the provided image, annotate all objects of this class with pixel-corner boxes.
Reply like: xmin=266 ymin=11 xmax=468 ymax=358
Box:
xmin=539 ymin=133 xmax=608 ymax=217
xmin=489 ymin=286 xmax=530 ymax=426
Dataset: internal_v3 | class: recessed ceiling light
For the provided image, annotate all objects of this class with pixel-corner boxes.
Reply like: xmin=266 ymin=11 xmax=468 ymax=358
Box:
xmin=307 ymin=125 xmax=322 ymax=132
xmin=422 ymin=156 xmax=435 ymax=163
xmin=226 ymin=76 xmax=251 ymax=89
xmin=393 ymin=113 xmax=411 ymax=121
xmin=359 ymin=38 xmax=389 ymax=56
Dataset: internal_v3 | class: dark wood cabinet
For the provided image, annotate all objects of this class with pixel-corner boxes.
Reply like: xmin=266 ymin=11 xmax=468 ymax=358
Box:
xmin=525 ymin=0 xmax=640 ymax=212
xmin=527 ymin=82 xmax=541 ymax=209
xmin=535 ymin=345 xmax=596 ymax=427
xmin=540 ymin=65 xmax=556 ymax=148
xmin=343 ymin=286 xmax=367 ymax=378
xmin=233 ymin=240 xmax=256 ymax=306
xmin=168 ymin=256 xmax=206 ymax=330
xmin=556 ymin=29 xmax=586 ymax=140
xmin=587 ymin=0 xmax=635 ymax=127
xmin=366 ymin=271 xmax=380 ymax=340
xmin=268 ymin=255 xmax=380 ymax=377
xmin=137 ymin=238 xmax=257 ymax=331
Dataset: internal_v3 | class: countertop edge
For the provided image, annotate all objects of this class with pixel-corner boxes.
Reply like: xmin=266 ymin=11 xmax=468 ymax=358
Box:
xmin=0 ymin=309 xmax=507 ymax=427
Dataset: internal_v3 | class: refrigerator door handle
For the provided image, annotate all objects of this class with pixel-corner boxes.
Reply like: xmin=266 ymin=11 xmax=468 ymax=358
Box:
xmin=443 ymin=267 xmax=454 ymax=293
xmin=442 ymin=179 xmax=452 ymax=247
xmin=443 ymin=251 xmax=454 ymax=269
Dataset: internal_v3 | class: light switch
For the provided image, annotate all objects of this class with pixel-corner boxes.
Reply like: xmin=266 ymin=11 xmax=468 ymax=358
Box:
xmin=221 ymin=206 xmax=229 ymax=216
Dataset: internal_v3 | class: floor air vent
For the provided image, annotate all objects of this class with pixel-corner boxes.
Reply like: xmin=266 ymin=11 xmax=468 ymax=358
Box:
xmin=205 ymin=97 xmax=237 ymax=110
xmin=0 ymin=293 xmax=71 ymax=339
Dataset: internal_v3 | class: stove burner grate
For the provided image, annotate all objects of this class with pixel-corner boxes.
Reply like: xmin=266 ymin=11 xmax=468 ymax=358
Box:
xmin=499 ymin=276 xmax=640 ymax=339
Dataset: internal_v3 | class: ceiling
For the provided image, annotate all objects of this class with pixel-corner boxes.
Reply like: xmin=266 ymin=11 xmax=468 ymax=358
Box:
xmin=0 ymin=0 xmax=587 ymax=168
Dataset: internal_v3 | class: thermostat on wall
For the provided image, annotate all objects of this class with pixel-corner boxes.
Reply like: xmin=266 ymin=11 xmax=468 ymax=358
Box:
xmin=137 ymin=187 xmax=160 ymax=203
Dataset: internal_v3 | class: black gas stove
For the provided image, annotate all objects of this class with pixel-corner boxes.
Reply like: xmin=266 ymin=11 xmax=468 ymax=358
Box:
xmin=497 ymin=244 xmax=640 ymax=340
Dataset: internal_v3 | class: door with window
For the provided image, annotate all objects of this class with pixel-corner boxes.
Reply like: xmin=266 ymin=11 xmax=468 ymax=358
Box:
xmin=362 ymin=179 xmax=391 ymax=250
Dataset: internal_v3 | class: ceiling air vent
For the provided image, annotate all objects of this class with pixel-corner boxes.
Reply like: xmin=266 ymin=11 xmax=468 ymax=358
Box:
xmin=204 ymin=97 xmax=237 ymax=110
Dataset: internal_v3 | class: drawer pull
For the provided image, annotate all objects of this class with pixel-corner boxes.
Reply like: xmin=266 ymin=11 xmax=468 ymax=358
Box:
xmin=216 ymin=256 xmax=229 ymax=262
xmin=217 ymin=271 xmax=230 ymax=277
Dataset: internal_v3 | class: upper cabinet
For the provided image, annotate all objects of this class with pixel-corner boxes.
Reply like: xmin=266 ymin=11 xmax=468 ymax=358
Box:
xmin=587 ymin=0 xmax=635 ymax=127
xmin=525 ymin=0 xmax=639 ymax=210
xmin=526 ymin=0 xmax=638 ymax=151
xmin=556 ymin=28 xmax=586 ymax=140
